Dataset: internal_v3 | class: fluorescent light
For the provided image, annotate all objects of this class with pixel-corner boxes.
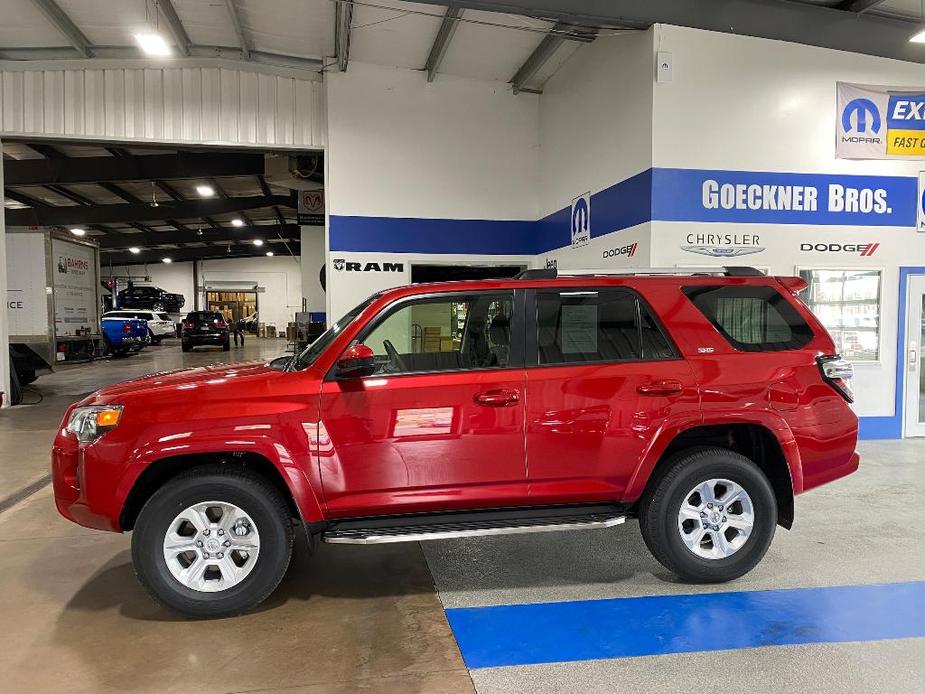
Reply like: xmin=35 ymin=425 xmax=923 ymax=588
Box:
xmin=265 ymin=251 xmax=274 ymax=257
xmin=196 ymin=185 xmax=215 ymax=197
xmin=128 ymin=247 xmax=141 ymax=254
xmin=253 ymin=239 xmax=264 ymax=247
xmin=162 ymin=257 xmax=172 ymax=263
xmin=911 ymin=29 xmax=925 ymax=43
xmin=70 ymin=228 xmax=86 ymax=236
xmin=134 ymin=32 xmax=171 ymax=56
xmin=231 ymin=218 xmax=244 ymax=227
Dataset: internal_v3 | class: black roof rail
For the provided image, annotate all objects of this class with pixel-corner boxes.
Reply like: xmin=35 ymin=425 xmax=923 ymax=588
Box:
xmin=723 ymin=266 xmax=766 ymax=276
xmin=515 ymin=268 xmax=557 ymax=279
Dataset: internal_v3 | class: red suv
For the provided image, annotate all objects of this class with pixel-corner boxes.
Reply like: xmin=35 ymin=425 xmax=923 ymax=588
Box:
xmin=52 ymin=267 xmax=859 ymax=618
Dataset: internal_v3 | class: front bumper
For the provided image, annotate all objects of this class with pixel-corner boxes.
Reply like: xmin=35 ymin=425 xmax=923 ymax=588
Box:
xmin=52 ymin=431 xmax=121 ymax=532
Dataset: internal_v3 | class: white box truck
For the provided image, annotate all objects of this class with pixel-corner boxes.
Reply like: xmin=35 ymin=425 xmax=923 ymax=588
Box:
xmin=6 ymin=230 xmax=103 ymax=402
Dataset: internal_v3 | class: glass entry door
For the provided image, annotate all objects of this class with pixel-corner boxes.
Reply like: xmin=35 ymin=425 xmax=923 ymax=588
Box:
xmin=904 ymin=275 xmax=925 ymax=436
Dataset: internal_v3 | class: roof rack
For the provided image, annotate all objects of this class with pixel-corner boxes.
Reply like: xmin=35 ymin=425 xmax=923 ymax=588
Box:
xmin=514 ymin=266 xmax=765 ymax=279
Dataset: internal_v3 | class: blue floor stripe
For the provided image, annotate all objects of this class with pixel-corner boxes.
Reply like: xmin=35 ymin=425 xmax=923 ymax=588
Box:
xmin=445 ymin=581 xmax=925 ymax=669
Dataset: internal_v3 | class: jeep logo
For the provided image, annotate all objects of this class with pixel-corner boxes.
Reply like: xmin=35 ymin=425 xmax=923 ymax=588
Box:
xmin=332 ymin=258 xmax=404 ymax=272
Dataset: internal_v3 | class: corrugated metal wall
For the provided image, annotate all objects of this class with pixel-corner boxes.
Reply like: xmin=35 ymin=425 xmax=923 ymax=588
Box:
xmin=0 ymin=63 xmax=325 ymax=149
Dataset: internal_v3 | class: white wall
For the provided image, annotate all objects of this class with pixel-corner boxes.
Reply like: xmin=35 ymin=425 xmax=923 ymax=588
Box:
xmin=108 ymin=255 xmax=302 ymax=331
xmin=199 ymin=256 xmax=302 ymax=331
xmin=649 ymin=24 xmax=925 ymax=419
xmin=539 ymin=30 xmax=654 ymax=219
xmin=324 ymin=61 xmax=540 ymax=319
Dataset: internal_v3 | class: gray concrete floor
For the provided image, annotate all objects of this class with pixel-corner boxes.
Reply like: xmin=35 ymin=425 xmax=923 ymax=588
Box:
xmin=0 ymin=340 xmax=473 ymax=694
xmin=1 ymin=340 xmax=922 ymax=693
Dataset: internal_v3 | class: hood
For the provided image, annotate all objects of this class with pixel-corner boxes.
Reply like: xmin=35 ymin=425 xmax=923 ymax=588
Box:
xmin=84 ymin=360 xmax=275 ymax=403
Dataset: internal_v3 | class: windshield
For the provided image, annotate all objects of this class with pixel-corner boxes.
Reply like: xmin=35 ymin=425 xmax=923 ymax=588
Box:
xmin=290 ymin=293 xmax=382 ymax=370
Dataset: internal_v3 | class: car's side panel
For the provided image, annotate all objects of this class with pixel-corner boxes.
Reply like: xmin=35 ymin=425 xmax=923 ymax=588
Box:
xmin=525 ymin=359 xmax=701 ymax=503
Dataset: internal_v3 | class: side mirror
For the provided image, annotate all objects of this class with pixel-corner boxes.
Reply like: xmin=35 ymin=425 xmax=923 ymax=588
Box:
xmin=337 ymin=344 xmax=376 ymax=378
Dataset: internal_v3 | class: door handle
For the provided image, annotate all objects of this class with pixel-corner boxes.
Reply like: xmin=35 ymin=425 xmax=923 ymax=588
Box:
xmin=637 ymin=379 xmax=684 ymax=397
xmin=474 ymin=389 xmax=520 ymax=407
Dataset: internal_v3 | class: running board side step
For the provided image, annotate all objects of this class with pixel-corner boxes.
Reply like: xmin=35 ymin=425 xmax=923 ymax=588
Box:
xmin=321 ymin=507 xmax=628 ymax=545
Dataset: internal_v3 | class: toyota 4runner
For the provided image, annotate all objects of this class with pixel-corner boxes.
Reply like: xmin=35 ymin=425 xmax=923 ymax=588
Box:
xmin=52 ymin=266 xmax=859 ymax=618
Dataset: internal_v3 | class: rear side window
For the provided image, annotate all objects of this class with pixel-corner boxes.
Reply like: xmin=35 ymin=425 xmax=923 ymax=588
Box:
xmin=157 ymin=313 xmax=170 ymax=321
xmin=683 ymin=285 xmax=813 ymax=351
xmin=535 ymin=288 xmax=674 ymax=365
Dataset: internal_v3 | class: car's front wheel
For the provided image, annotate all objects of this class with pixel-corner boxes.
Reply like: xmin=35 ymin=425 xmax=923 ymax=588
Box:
xmin=639 ymin=447 xmax=776 ymax=583
xmin=132 ymin=467 xmax=294 ymax=618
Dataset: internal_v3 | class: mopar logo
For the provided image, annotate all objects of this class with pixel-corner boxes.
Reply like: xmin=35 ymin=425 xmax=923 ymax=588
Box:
xmin=800 ymin=242 xmax=879 ymax=256
xmin=570 ymin=193 xmax=590 ymax=248
xmin=842 ymin=98 xmax=881 ymax=134
xmin=332 ymin=258 xmax=404 ymax=272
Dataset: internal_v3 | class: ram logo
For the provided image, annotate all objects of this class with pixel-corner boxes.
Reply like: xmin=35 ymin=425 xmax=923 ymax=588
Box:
xmin=332 ymin=258 xmax=404 ymax=272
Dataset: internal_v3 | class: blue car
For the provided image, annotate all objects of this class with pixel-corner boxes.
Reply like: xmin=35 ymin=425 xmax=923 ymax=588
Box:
xmin=101 ymin=316 xmax=149 ymax=357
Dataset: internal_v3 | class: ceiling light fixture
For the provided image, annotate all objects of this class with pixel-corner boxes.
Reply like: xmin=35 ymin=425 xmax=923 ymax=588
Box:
xmin=129 ymin=247 xmax=141 ymax=254
xmin=912 ymin=30 xmax=925 ymax=43
xmin=231 ymin=218 xmax=244 ymax=227
xmin=134 ymin=32 xmax=171 ymax=56
xmin=162 ymin=257 xmax=172 ymax=263
xmin=253 ymin=239 xmax=264 ymax=247
xmin=265 ymin=251 xmax=274 ymax=257
xmin=196 ymin=184 xmax=215 ymax=197
xmin=70 ymin=228 xmax=86 ymax=236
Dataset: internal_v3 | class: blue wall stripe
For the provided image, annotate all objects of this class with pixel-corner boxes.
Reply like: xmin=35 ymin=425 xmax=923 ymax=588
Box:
xmin=329 ymin=216 xmax=537 ymax=255
xmin=534 ymin=169 xmax=653 ymax=254
xmin=445 ymin=581 xmax=925 ymax=669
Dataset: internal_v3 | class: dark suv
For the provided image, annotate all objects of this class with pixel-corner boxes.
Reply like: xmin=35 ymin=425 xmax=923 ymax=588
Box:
xmin=52 ymin=267 xmax=859 ymax=618
xmin=118 ymin=285 xmax=185 ymax=313
xmin=180 ymin=311 xmax=230 ymax=352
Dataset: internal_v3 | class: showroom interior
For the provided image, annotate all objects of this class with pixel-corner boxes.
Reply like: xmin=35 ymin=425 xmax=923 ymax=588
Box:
xmin=1 ymin=0 xmax=924 ymax=693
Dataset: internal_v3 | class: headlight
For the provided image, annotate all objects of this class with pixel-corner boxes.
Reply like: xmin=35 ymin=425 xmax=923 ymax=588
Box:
xmin=66 ymin=405 xmax=124 ymax=443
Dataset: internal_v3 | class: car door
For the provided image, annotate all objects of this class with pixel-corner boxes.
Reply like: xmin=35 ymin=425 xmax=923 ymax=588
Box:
xmin=319 ymin=290 xmax=528 ymax=517
xmin=524 ymin=286 xmax=700 ymax=504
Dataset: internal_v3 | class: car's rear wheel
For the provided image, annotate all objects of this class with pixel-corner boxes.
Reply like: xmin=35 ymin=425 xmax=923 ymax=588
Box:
xmin=639 ymin=447 xmax=776 ymax=583
xmin=181 ymin=343 xmax=191 ymax=352
xmin=222 ymin=339 xmax=230 ymax=351
xmin=132 ymin=467 xmax=294 ymax=618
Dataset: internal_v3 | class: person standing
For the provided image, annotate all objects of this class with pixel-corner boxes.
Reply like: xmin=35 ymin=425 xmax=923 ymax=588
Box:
xmin=233 ymin=318 xmax=246 ymax=347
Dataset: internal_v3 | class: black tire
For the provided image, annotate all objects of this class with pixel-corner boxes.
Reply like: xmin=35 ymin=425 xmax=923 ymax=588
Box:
xmin=639 ymin=447 xmax=777 ymax=583
xmin=148 ymin=330 xmax=162 ymax=345
xmin=132 ymin=467 xmax=294 ymax=618
xmin=222 ymin=340 xmax=230 ymax=351
xmin=181 ymin=343 xmax=191 ymax=353
xmin=111 ymin=347 xmax=129 ymax=358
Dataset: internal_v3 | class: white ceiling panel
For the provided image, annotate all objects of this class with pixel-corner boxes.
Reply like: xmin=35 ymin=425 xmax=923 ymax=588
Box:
xmin=56 ymin=0 xmax=149 ymax=47
xmin=439 ymin=10 xmax=553 ymax=83
xmin=172 ymin=0 xmax=239 ymax=49
xmin=0 ymin=0 xmax=69 ymax=47
xmin=349 ymin=0 xmax=443 ymax=71
xmin=236 ymin=0 xmax=333 ymax=59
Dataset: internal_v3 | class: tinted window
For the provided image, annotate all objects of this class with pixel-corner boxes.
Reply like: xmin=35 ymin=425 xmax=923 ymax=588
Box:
xmin=535 ymin=289 xmax=673 ymax=365
xmin=360 ymin=293 xmax=514 ymax=375
xmin=683 ymin=285 xmax=813 ymax=351
xmin=157 ymin=313 xmax=170 ymax=321
xmin=104 ymin=312 xmax=130 ymax=319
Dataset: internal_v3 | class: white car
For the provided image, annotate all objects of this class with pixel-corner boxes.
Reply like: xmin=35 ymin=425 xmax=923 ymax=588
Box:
xmin=103 ymin=309 xmax=176 ymax=344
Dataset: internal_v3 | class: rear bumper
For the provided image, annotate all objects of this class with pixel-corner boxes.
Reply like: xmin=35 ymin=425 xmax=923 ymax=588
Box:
xmin=182 ymin=333 xmax=228 ymax=345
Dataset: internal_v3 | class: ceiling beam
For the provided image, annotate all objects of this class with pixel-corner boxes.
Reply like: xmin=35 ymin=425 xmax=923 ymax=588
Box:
xmin=0 ymin=45 xmax=322 ymax=69
xmin=5 ymin=194 xmax=292 ymax=226
xmin=101 ymin=242 xmax=301 ymax=267
xmin=157 ymin=0 xmax=192 ymax=57
xmin=425 ymin=6 xmax=463 ymax=83
xmin=29 ymin=0 xmax=94 ymax=59
xmin=836 ymin=0 xmax=888 ymax=13
xmin=334 ymin=0 xmax=354 ymax=72
xmin=5 ymin=152 xmax=266 ymax=186
xmin=4 ymin=188 xmax=49 ymax=208
xmin=95 ymin=224 xmax=301 ymax=249
xmin=415 ymin=0 xmax=925 ymax=65
xmin=223 ymin=0 xmax=251 ymax=60
xmin=510 ymin=23 xmax=596 ymax=94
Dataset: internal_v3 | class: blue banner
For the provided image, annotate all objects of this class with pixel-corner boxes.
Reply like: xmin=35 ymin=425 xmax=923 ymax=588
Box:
xmin=652 ymin=168 xmax=916 ymax=227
